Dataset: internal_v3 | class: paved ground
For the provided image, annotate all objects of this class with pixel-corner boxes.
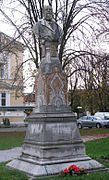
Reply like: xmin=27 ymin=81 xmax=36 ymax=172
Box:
xmin=0 ymin=147 xmax=22 ymax=162
xmin=0 ymin=133 xmax=109 ymax=163
xmin=0 ymin=127 xmax=27 ymax=132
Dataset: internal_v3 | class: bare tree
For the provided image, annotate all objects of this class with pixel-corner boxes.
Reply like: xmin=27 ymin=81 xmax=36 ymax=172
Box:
xmin=74 ymin=52 xmax=109 ymax=113
xmin=0 ymin=0 xmax=109 ymax=95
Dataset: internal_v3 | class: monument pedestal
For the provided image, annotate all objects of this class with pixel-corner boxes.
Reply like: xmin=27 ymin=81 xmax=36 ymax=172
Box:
xmin=7 ymin=111 xmax=106 ymax=177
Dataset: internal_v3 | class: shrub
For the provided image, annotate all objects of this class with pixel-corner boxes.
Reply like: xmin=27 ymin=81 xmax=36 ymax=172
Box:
xmin=24 ymin=118 xmax=28 ymax=122
xmin=2 ymin=118 xmax=10 ymax=126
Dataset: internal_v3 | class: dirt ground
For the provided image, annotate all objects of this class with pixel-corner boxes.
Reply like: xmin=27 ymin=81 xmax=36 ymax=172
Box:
xmin=81 ymin=133 xmax=109 ymax=142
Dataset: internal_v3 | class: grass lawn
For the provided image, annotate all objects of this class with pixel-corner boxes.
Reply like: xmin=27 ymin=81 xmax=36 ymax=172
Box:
xmin=0 ymin=129 xmax=109 ymax=179
xmin=85 ymin=137 xmax=109 ymax=159
xmin=38 ymin=172 xmax=109 ymax=180
xmin=0 ymin=131 xmax=25 ymax=150
xmin=0 ymin=162 xmax=28 ymax=180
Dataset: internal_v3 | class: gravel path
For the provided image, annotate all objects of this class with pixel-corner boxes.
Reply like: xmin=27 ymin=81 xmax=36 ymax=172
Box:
xmin=82 ymin=133 xmax=109 ymax=142
xmin=0 ymin=134 xmax=109 ymax=163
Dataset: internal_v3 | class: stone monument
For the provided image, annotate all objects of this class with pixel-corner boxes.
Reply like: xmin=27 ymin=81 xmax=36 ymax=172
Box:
xmin=7 ymin=5 xmax=106 ymax=178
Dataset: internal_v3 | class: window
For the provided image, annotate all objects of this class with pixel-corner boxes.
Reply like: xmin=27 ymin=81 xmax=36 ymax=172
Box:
xmin=1 ymin=93 xmax=6 ymax=106
xmin=0 ymin=91 xmax=10 ymax=106
xmin=105 ymin=116 xmax=109 ymax=120
xmin=82 ymin=116 xmax=87 ymax=120
xmin=88 ymin=117 xmax=92 ymax=120
xmin=0 ymin=63 xmax=5 ymax=79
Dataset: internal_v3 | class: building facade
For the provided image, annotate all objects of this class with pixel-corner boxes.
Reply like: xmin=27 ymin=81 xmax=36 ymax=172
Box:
xmin=0 ymin=32 xmax=25 ymax=123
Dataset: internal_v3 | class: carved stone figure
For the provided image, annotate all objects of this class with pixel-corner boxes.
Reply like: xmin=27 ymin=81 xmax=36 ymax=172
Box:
xmin=33 ymin=5 xmax=63 ymax=43
xmin=33 ymin=5 xmax=63 ymax=58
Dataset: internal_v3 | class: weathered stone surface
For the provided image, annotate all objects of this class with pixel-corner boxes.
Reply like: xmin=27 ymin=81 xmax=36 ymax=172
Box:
xmin=19 ymin=113 xmax=85 ymax=164
xmin=35 ymin=66 xmax=68 ymax=110
xmin=7 ymin=112 xmax=107 ymax=177
xmin=7 ymin=157 xmax=105 ymax=177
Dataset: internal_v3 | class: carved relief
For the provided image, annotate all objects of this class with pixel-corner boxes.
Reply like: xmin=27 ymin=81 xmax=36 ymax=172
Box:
xmin=50 ymin=45 xmax=57 ymax=57
xmin=35 ymin=67 xmax=68 ymax=108
xmin=47 ymin=67 xmax=68 ymax=107
xmin=35 ymin=70 xmax=46 ymax=107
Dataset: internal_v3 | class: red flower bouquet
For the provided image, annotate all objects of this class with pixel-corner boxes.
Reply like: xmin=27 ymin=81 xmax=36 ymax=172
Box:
xmin=59 ymin=165 xmax=87 ymax=176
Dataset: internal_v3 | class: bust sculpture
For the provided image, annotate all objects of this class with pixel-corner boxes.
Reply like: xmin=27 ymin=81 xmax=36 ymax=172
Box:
xmin=33 ymin=5 xmax=63 ymax=58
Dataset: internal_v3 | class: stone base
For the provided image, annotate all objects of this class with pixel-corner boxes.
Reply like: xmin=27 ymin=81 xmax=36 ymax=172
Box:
xmin=7 ymin=157 xmax=106 ymax=178
xmin=6 ymin=111 xmax=108 ymax=177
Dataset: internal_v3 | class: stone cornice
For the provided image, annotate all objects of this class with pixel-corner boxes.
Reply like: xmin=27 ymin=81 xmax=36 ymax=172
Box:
xmin=0 ymin=81 xmax=23 ymax=89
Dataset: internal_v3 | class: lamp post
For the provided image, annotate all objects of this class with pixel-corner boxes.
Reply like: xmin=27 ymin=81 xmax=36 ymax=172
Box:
xmin=77 ymin=106 xmax=82 ymax=118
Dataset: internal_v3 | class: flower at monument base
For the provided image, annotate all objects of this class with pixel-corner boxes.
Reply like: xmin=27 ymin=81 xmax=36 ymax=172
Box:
xmin=64 ymin=168 xmax=69 ymax=173
xmin=59 ymin=164 xmax=87 ymax=177
xmin=59 ymin=172 xmax=61 ymax=175
xmin=70 ymin=165 xmax=77 ymax=169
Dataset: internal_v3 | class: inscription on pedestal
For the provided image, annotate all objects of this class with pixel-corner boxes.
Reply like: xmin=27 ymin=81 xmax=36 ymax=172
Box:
xmin=46 ymin=123 xmax=71 ymax=136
